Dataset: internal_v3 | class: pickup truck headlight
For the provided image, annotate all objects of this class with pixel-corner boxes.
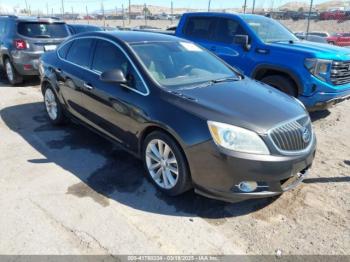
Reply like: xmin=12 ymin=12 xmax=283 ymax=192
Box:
xmin=207 ymin=121 xmax=270 ymax=155
xmin=304 ymin=58 xmax=332 ymax=82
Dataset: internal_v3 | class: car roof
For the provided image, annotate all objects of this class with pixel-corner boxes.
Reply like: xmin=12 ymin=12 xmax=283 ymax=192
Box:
xmin=183 ymin=12 xmax=263 ymax=20
xmin=0 ymin=15 xmax=64 ymax=23
xmin=68 ymin=24 xmax=101 ymax=28
xmin=74 ymin=30 xmax=186 ymax=44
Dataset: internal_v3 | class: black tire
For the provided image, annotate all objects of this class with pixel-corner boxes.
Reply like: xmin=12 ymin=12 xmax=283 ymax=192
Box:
xmin=260 ymin=75 xmax=298 ymax=97
xmin=43 ymin=84 xmax=67 ymax=125
xmin=142 ymin=131 xmax=192 ymax=196
xmin=4 ymin=58 xmax=23 ymax=85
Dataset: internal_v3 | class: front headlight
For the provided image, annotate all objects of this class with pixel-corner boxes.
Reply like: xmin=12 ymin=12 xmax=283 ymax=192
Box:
xmin=304 ymin=58 xmax=332 ymax=82
xmin=207 ymin=121 xmax=270 ymax=155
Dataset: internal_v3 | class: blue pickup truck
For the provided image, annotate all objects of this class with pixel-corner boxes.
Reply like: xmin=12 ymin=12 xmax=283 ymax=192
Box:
xmin=172 ymin=12 xmax=350 ymax=111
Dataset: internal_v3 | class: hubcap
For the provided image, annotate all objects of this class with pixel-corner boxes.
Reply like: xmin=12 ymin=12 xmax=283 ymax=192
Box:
xmin=44 ymin=88 xmax=58 ymax=120
xmin=6 ymin=61 xmax=14 ymax=82
xmin=145 ymin=139 xmax=179 ymax=189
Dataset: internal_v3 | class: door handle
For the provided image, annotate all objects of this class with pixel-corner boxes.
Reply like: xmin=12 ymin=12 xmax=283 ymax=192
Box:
xmin=54 ymin=68 xmax=62 ymax=73
xmin=83 ymin=83 xmax=94 ymax=90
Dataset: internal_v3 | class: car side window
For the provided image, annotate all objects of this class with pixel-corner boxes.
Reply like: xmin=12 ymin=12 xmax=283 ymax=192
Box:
xmin=58 ymin=41 xmax=72 ymax=59
xmin=65 ymin=39 xmax=94 ymax=68
xmin=92 ymin=39 xmax=147 ymax=94
xmin=183 ymin=17 xmax=216 ymax=40
xmin=214 ymin=18 xmax=247 ymax=44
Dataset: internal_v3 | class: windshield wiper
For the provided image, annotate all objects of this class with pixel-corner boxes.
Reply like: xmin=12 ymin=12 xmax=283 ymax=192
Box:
xmin=211 ymin=76 xmax=242 ymax=83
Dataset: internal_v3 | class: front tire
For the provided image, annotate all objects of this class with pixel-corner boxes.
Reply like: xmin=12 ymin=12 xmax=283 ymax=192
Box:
xmin=260 ymin=75 xmax=298 ymax=97
xmin=4 ymin=58 xmax=23 ymax=85
xmin=43 ymin=85 xmax=67 ymax=125
xmin=143 ymin=131 xmax=192 ymax=196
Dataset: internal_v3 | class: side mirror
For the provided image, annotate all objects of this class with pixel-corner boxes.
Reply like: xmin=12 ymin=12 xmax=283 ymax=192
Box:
xmin=100 ymin=69 xmax=127 ymax=84
xmin=234 ymin=35 xmax=251 ymax=51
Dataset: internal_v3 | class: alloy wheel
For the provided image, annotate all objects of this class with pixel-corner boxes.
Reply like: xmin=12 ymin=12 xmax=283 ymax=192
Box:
xmin=44 ymin=88 xmax=58 ymax=120
xmin=5 ymin=61 xmax=14 ymax=82
xmin=145 ymin=139 xmax=179 ymax=189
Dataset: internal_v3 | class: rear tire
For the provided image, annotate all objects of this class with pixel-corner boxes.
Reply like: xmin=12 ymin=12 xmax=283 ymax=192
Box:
xmin=142 ymin=131 xmax=192 ymax=196
xmin=260 ymin=75 xmax=298 ymax=97
xmin=43 ymin=84 xmax=67 ymax=125
xmin=4 ymin=58 xmax=23 ymax=85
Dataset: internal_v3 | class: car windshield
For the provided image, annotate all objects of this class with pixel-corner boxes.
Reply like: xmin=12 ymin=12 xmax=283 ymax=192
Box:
xmin=242 ymin=16 xmax=299 ymax=43
xmin=18 ymin=22 xmax=69 ymax=38
xmin=130 ymin=41 xmax=239 ymax=89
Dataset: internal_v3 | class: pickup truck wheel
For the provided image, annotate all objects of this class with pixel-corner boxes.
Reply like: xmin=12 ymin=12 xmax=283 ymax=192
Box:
xmin=43 ymin=85 xmax=67 ymax=125
xmin=143 ymin=131 xmax=192 ymax=196
xmin=4 ymin=58 xmax=23 ymax=85
xmin=260 ymin=75 xmax=297 ymax=97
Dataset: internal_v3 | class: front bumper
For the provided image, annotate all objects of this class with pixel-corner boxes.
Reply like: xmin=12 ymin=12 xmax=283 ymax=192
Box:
xmin=303 ymin=91 xmax=350 ymax=111
xmin=10 ymin=50 xmax=43 ymax=76
xmin=300 ymin=77 xmax=350 ymax=111
xmin=185 ymin=139 xmax=316 ymax=203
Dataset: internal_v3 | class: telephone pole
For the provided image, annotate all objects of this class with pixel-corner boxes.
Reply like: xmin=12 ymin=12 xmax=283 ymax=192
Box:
xmin=171 ymin=1 xmax=174 ymax=23
xmin=128 ymin=0 xmax=131 ymax=24
xmin=46 ymin=2 xmax=49 ymax=16
xmin=86 ymin=5 xmax=89 ymax=24
xmin=208 ymin=0 xmax=211 ymax=12
xmin=122 ymin=4 xmax=125 ymax=27
xmin=61 ymin=0 xmax=64 ymax=18
xmin=252 ymin=0 xmax=256 ymax=14
xmin=306 ymin=0 xmax=314 ymax=36
xmin=243 ymin=0 xmax=247 ymax=13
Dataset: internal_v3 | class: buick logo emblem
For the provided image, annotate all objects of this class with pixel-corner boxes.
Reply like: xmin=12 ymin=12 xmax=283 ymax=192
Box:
xmin=302 ymin=128 xmax=311 ymax=143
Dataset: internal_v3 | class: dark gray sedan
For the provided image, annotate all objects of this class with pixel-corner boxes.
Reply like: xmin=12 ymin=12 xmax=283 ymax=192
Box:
xmin=39 ymin=31 xmax=316 ymax=202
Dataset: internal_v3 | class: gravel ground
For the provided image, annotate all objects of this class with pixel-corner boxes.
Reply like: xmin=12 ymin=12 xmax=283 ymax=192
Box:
xmin=0 ymin=76 xmax=349 ymax=255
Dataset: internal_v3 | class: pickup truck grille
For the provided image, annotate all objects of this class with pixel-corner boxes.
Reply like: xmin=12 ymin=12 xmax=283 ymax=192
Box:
xmin=269 ymin=116 xmax=313 ymax=153
xmin=331 ymin=61 xmax=350 ymax=85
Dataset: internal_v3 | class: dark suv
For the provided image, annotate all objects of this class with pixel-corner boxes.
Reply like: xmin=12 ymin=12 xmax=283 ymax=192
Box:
xmin=0 ymin=15 xmax=70 ymax=85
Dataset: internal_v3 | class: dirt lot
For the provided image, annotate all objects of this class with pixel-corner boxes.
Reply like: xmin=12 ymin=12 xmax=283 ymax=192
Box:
xmin=0 ymin=76 xmax=349 ymax=255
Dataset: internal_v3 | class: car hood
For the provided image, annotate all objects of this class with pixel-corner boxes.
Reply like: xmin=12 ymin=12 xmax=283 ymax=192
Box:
xmin=168 ymin=78 xmax=307 ymax=134
xmin=269 ymin=41 xmax=350 ymax=60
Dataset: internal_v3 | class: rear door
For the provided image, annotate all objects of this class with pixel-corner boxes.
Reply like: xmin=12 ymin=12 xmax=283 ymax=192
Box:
xmin=181 ymin=16 xmax=217 ymax=52
xmin=211 ymin=18 xmax=251 ymax=72
xmin=56 ymin=38 xmax=95 ymax=121
xmin=80 ymin=39 xmax=149 ymax=149
xmin=344 ymin=33 xmax=350 ymax=46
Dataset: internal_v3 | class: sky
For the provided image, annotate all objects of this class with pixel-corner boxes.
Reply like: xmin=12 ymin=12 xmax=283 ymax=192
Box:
xmin=0 ymin=0 xmax=340 ymax=14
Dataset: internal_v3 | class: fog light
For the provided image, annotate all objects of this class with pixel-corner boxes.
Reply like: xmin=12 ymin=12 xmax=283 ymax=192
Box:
xmin=238 ymin=181 xmax=258 ymax=193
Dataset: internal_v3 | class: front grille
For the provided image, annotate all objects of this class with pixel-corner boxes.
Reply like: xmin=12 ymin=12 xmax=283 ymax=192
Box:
xmin=331 ymin=61 xmax=350 ymax=85
xmin=269 ymin=116 xmax=313 ymax=153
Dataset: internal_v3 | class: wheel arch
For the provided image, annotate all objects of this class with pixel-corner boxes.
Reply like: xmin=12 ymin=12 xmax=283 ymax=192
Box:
xmin=252 ymin=64 xmax=304 ymax=95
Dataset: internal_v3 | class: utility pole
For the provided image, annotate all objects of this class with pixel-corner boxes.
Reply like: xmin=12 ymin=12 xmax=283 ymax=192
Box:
xmin=86 ymin=5 xmax=89 ymax=24
xmin=171 ymin=1 xmax=174 ymax=24
xmin=24 ymin=0 xmax=29 ymax=14
xmin=46 ymin=2 xmax=49 ymax=16
xmin=144 ymin=3 xmax=147 ymax=26
xmin=51 ymin=8 xmax=53 ymax=16
xmin=128 ymin=0 xmax=131 ymax=24
xmin=71 ymin=6 xmax=74 ymax=22
xmin=61 ymin=0 xmax=64 ymax=18
xmin=122 ymin=4 xmax=125 ymax=27
xmin=208 ymin=0 xmax=211 ymax=12
xmin=243 ymin=0 xmax=247 ymax=13
xmin=101 ymin=0 xmax=105 ymax=27
xmin=252 ymin=0 xmax=256 ymax=14
xmin=306 ymin=0 xmax=314 ymax=36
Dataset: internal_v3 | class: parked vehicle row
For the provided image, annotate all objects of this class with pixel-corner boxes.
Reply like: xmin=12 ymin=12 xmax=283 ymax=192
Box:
xmin=1 ymin=13 xmax=349 ymax=203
